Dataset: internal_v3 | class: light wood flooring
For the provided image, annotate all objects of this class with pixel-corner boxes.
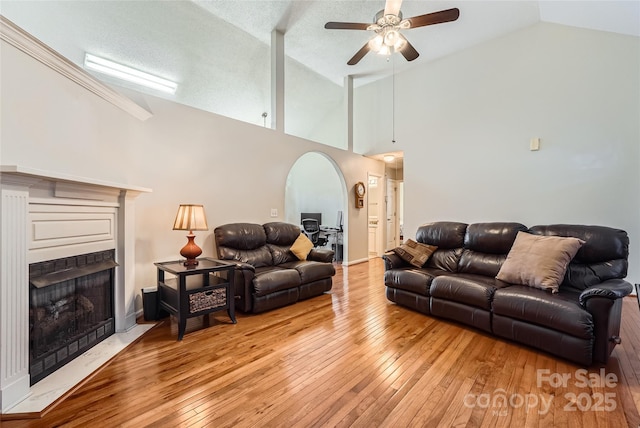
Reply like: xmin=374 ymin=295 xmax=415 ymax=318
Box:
xmin=3 ymin=258 xmax=640 ymax=427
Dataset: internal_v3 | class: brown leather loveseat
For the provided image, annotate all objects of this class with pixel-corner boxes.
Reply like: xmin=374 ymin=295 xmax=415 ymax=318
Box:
xmin=383 ymin=222 xmax=633 ymax=366
xmin=214 ymin=222 xmax=335 ymax=313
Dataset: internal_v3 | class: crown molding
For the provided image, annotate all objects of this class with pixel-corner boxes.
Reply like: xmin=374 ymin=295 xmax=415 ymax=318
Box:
xmin=0 ymin=15 xmax=153 ymax=121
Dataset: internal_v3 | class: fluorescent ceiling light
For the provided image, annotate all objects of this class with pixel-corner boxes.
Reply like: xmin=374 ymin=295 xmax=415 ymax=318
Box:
xmin=84 ymin=53 xmax=177 ymax=94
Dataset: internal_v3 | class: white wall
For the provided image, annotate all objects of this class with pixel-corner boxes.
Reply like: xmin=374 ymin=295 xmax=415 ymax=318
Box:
xmin=285 ymin=58 xmax=346 ymax=149
xmin=355 ymin=22 xmax=640 ymax=283
xmin=0 ymin=1 xmax=345 ymax=148
xmin=0 ymin=39 xmax=383 ymax=314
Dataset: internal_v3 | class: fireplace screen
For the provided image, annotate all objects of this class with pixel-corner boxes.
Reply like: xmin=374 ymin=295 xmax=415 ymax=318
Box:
xmin=29 ymin=250 xmax=116 ymax=385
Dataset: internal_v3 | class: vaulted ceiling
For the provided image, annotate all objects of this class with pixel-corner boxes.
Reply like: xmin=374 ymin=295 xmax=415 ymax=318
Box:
xmin=3 ymin=1 xmax=637 ymax=86
xmin=1 ymin=0 xmax=637 ymax=134
xmin=194 ymin=0 xmax=639 ymax=84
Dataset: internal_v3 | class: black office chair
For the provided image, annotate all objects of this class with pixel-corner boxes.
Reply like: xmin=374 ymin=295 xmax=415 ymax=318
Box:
xmin=301 ymin=218 xmax=327 ymax=247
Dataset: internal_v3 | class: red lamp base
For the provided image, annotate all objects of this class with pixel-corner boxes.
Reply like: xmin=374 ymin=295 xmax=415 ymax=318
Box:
xmin=180 ymin=232 xmax=202 ymax=267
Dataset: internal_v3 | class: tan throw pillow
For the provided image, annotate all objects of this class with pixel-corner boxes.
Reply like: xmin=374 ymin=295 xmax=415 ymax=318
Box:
xmin=393 ymin=239 xmax=438 ymax=268
xmin=496 ymin=231 xmax=585 ymax=293
xmin=290 ymin=233 xmax=314 ymax=260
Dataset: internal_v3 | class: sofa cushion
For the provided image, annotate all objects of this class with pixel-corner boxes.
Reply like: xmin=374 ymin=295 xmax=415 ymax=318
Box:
xmin=384 ymin=267 xmax=447 ymax=296
xmin=393 ymin=239 xmax=437 ymax=268
xmin=492 ymin=285 xmax=593 ymax=339
xmin=416 ymin=222 xmax=467 ymax=272
xmin=458 ymin=251 xmax=507 ymax=278
xmin=215 ymin=223 xmax=273 ymax=267
xmin=253 ymin=268 xmax=301 ymax=296
xmin=288 ymin=234 xmax=314 ymax=261
xmin=496 ymin=231 xmax=584 ymax=293
xmin=269 ymin=244 xmax=299 ymax=264
xmin=416 ymin=221 xmax=467 ymax=248
xmin=430 ymin=274 xmax=510 ymax=310
xmin=529 ymin=225 xmax=629 ymax=291
xmin=214 ymin=223 xmax=266 ymax=250
xmin=264 ymin=222 xmax=301 ymax=246
xmin=458 ymin=223 xmax=527 ymax=277
xmin=217 ymin=246 xmax=273 ymax=268
xmin=281 ymin=261 xmax=336 ymax=283
xmin=427 ymin=248 xmax=464 ymax=272
xmin=463 ymin=222 xmax=528 ymax=253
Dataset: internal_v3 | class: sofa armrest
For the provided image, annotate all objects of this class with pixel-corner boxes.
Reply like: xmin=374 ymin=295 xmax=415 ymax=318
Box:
xmin=381 ymin=252 xmax=407 ymax=270
xmin=228 ymin=262 xmax=255 ymax=312
xmin=308 ymin=248 xmax=334 ymax=263
xmin=579 ymin=279 xmax=633 ymax=305
xmin=579 ymin=279 xmax=632 ymax=364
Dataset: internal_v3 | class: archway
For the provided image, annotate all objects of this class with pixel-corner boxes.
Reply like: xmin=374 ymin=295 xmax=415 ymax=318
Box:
xmin=285 ymin=152 xmax=347 ymax=263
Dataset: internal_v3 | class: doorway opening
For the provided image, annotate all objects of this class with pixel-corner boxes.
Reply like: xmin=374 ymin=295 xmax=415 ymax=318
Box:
xmin=385 ymin=156 xmax=404 ymax=251
xmin=284 ymin=152 xmax=348 ymax=263
xmin=367 ymin=152 xmax=404 ymax=256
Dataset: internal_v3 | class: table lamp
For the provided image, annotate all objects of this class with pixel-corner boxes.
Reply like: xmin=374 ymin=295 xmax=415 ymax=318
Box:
xmin=173 ymin=204 xmax=209 ymax=266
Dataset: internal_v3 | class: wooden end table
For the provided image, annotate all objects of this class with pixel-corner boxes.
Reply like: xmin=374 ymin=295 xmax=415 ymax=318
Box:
xmin=155 ymin=258 xmax=236 ymax=340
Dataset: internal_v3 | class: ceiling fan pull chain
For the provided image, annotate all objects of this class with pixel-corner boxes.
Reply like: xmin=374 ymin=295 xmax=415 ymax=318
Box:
xmin=392 ymin=56 xmax=396 ymax=144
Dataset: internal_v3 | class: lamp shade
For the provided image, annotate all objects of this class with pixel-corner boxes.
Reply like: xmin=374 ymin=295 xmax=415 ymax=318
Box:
xmin=172 ymin=204 xmax=209 ymax=231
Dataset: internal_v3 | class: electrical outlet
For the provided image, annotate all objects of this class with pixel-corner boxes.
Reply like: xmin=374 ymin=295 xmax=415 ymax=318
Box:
xmin=270 ymin=208 xmax=278 ymax=217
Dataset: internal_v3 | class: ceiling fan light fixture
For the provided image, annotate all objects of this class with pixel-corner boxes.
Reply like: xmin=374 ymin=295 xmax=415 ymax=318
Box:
xmin=369 ymin=34 xmax=384 ymax=51
xmin=383 ymin=29 xmax=399 ymax=47
xmin=325 ymin=3 xmax=460 ymax=65
xmin=377 ymin=44 xmax=392 ymax=56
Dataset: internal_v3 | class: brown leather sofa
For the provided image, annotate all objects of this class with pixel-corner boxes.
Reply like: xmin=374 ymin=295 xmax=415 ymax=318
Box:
xmin=383 ymin=222 xmax=632 ymax=366
xmin=214 ymin=222 xmax=335 ymax=313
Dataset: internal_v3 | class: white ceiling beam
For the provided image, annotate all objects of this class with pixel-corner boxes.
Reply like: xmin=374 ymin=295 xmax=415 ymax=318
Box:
xmin=271 ymin=29 xmax=285 ymax=132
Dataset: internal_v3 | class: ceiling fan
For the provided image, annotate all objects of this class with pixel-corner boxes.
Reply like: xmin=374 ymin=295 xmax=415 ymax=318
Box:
xmin=324 ymin=0 xmax=460 ymax=65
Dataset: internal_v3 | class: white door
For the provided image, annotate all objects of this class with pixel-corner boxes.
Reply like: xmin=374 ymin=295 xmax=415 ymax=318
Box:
xmin=368 ymin=203 xmax=379 ymax=257
xmin=368 ymin=173 xmax=383 ymax=257
xmin=386 ymin=179 xmax=399 ymax=250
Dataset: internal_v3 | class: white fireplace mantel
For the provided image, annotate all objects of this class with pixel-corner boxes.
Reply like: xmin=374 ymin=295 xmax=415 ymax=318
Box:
xmin=0 ymin=165 xmax=151 ymax=414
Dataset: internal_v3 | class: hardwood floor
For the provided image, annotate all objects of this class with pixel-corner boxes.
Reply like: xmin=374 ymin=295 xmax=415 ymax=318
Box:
xmin=4 ymin=258 xmax=640 ymax=427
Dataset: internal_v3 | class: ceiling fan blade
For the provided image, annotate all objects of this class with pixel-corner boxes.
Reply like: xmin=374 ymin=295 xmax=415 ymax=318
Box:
xmin=406 ymin=8 xmax=460 ymax=29
xmin=347 ymin=42 xmax=371 ymax=65
xmin=384 ymin=0 xmax=403 ymax=17
xmin=324 ymin=22 xmax=370 ymax=30
xmin=398 ymin=35 xmax=419 ymax=62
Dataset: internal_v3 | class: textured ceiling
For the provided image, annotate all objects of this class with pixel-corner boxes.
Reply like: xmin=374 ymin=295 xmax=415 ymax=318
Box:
xmin=3 ymin=1 xmax=637 ymax=89
xmin=193 ymin=0 xmax=639 ymax=85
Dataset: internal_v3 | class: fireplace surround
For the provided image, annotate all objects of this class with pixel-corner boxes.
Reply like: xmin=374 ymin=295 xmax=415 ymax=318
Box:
xmin=0 ymin=166 xmax=150 ymax=413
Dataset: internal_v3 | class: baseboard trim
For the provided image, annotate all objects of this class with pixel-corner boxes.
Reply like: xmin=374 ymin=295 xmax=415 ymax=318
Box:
xmin=343 ymin=257 xmax=369 ymax=266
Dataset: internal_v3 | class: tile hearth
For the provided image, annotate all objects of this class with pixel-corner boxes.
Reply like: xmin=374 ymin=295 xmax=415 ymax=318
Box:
xmin=3 ymin=323 xmax=153 ymax=415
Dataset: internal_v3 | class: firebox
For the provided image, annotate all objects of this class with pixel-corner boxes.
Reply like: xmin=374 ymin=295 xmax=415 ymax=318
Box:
xmin=29 ymin=250 xmax=117 ymax=385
